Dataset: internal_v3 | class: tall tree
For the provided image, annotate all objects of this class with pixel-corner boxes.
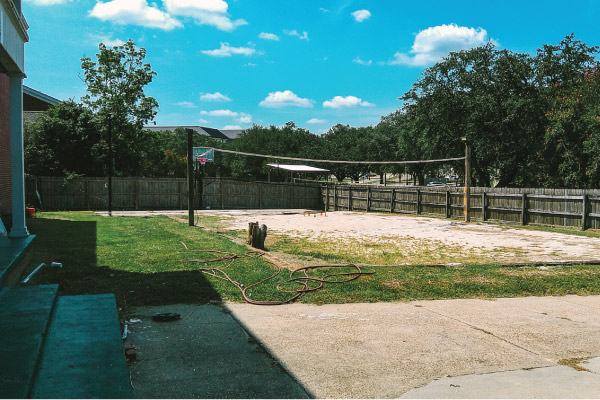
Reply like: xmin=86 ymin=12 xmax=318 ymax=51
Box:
xmin=400 ymin=43 xmax=544 ymax=187
xmin=80 ymin=40 xmax=158 ymax=176
xmin=535 ymin=34 xmax=600 ymax=187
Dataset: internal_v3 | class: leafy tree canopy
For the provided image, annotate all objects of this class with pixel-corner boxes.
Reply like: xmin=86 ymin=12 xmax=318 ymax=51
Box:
xmin=25 ymin=100 xmax=103 ymax=177
xmin=80 ymin=40 xmax=158 ymax=176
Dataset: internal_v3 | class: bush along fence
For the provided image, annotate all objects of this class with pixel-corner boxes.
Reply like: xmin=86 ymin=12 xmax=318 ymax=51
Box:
xmin=322 ymin=184 xmax=600 ymax=230
xmin=25 ymin=176 xmax=322 ymax=211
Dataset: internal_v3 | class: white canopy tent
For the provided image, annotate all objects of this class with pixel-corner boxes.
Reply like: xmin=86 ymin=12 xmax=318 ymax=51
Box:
xmin=266 ymin=163 xmax=330 ymax=182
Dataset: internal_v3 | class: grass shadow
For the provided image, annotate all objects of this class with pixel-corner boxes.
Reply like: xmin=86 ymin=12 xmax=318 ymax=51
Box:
xmin=23 ymin=215 xmax=223 ymax=316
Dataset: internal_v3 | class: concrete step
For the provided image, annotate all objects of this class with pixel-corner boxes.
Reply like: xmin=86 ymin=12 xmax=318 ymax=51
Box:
xmin=0 ymin=235 xmax=36 ymax=287
xmin=0 ymin=284 xmax=59 ymax=398
xmin=31 ymin=294 xmax=132 ymax=399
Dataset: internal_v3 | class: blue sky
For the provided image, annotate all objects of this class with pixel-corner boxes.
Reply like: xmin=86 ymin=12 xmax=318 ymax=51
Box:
xmin=22 ymin=0 xmax=600 ymax=133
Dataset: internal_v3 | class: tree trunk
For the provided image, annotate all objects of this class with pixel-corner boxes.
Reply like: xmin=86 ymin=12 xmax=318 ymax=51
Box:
xmin=418 ymin=173 xmax=425 ymax=186
xmin=248 ymin=222 xmax=268 ymax=250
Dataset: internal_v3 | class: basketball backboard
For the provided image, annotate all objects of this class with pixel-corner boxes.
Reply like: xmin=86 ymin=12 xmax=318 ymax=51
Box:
xmin=193 ymin=147 xmax=214 ymax=162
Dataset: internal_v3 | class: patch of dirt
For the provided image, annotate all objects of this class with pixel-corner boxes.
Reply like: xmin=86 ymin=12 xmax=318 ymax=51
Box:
xmin=558 ymin=357 xmax=592 ymax=372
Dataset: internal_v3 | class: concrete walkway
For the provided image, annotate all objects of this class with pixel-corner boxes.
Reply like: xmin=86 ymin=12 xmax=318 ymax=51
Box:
xmin=227 ymin=295 xmax=600 ymax=398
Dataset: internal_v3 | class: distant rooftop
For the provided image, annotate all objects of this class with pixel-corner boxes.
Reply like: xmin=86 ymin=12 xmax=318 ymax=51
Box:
xmin=220 ymin=129 xmax=244 ymax=140
xmin=23 ymin=86 xmax=61 ymax=106
xmin=143 ymin=125 xmax=244 ymax=141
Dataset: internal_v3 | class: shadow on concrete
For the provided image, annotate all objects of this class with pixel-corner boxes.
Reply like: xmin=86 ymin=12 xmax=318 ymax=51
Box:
xmin=24 ymin=216 xmax=312 ymax=399
xmin=127 ymin=303 xmax=312 ymax=399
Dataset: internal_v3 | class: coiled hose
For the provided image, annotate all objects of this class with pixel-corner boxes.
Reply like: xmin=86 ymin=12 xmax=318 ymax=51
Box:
xmin=181 ymin=242 xmax=374 ymax=305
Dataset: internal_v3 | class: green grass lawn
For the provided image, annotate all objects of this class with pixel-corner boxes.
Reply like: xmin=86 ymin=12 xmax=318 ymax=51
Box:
xmin=23 ymin=212 xmax=600 ymax=314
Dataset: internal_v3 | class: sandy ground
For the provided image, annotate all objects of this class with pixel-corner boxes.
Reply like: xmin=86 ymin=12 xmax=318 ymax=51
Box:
xmin=189 ymin=209 xmax=600 ymax=264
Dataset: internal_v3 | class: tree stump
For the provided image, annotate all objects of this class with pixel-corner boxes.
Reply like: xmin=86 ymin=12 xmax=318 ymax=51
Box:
xmin=248 ymin=222 xmax=268 ymax=250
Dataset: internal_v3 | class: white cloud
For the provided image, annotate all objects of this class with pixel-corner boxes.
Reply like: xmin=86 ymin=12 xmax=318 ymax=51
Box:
xmin=222 ymin=125 xmax=243 ymax=130
xmin=284 ymin=29 xmax=309 ymax=41
xmin=238 ymin=113 xmax=252 ymax=123
xmin=163 ymin=0 xmax=247 ymax=31
xmin=352 ymin=9 xmax=371 ymax=22
xmin=103 ymin=38 xmax=126 ymax=47
xmin=322 ymin=95 xmax=375 ymax=109
xmin=200 ymin=109 xmax=238 ymax=117
xmin=198 ymin=118 xmax=209 ymax=123
xmin=353 ymin=56 xmax=372 ymax=66
xmin=391 ymin=23 xmax=490 ymax=67
xmin=307 ymin=118 xmax=325 ymax=124
xmin=201 ymin=42 xmax=256 ymax=57
xmin=176 ymin=101 xmax=197 ymax=108
xmin=259 ymin=32 xmax=279 ymax=41
xmin=259 ymin=90 xmax=314 ymax=108
xmin=88 ymin=33 xmax=125 ymax=47
xmin=200 ymin=92 xmax=232 ymax=102
xmin=166 ymin=0 xmax=228 ymax=13
xmin=319 ymin=7 xmax=329 ymax=12
xmin=89 ymin=0 xmax=182 ymax=30
xmin=199 ymin=109 xmax=250 ymax=123
xmin=26 ymin=0 xmax=70 ymax=5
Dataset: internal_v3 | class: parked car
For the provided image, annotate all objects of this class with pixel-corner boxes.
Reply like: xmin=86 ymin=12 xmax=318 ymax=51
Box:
xmin=427 ymin=181 xmax=447 ymax=187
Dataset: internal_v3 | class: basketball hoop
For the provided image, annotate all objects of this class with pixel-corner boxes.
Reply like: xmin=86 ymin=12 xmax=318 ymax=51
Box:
xmin=199 ymin=157 xmax=207 ymax=167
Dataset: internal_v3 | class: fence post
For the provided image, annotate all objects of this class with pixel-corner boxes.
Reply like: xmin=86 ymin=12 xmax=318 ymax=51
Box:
xmin=220 ymin=179 xmax=224 ymax=210
xmin=464 ymin=140 xmax=472 ymax=222
xmin=521 ymin=193 xmax=527 ymax=225
xmin=582 ymin=194 xmax=588 ymax=231
xmin=482 ymin=191 xmax=487 ymax=221
xmin=259 ymin=183 xmax=263 ymax=209
xmin=85 ymin=180 xmax=90 ymax=211
xmin=416 ymin=189 xmax=421 ymax=215
xmin=178 ymin=181 xmax=183 ymax=210
xmin=325 ymin=184 xmax=329 ymax=212
xmin=334 ymin=185 xmax=338 ymax=211
xmin=445 ymin=190 xmax=450 ymax=218
xmin=348 ymin=186 xmax=352 ymax=211
xmin=187 ymin=129 xmax=194 ymax=226
xmin=135 ymin=180 xmax=141 ymax=210
xmin=390 ymin=188 xmax=395 ymax=213
xmin=367 ymin=186 xmax=371 ymax=212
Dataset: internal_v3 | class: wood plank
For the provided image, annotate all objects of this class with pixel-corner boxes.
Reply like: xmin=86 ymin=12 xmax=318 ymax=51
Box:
xmin=528 ymin=209 xmax=581 ymax=217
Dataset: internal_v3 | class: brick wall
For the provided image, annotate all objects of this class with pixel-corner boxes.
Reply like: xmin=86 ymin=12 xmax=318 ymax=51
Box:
xmin=0 ymin=73 xmax=12 ymax=217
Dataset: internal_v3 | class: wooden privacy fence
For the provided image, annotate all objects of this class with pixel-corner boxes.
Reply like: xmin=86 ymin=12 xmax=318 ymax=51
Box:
xmin=26 ymin=177 xmax=322 ymax=211
xmin=323 ymin=184 xmax=600 ymax=230
xmin=202 ymin=179 xmax=321 ymax=210
xmin=25 ymin=176 xmax=600 ymax=230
